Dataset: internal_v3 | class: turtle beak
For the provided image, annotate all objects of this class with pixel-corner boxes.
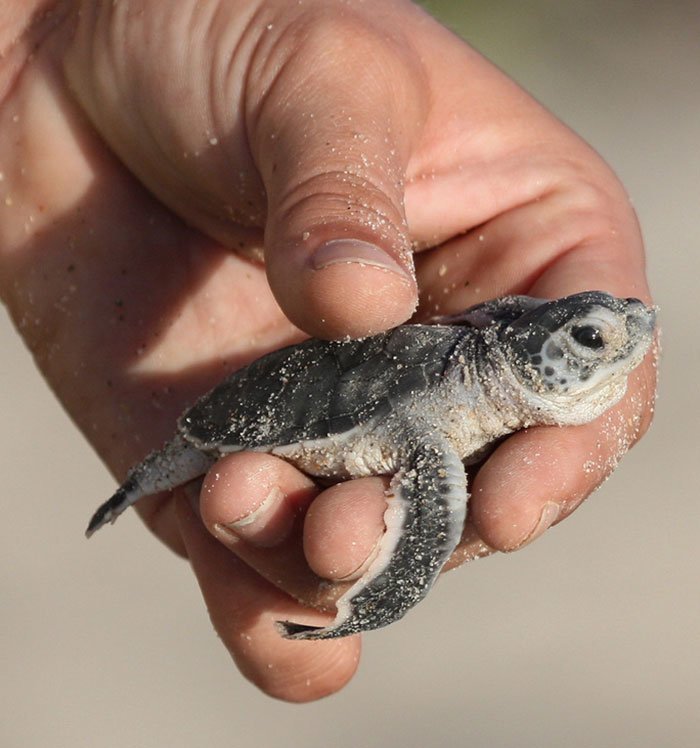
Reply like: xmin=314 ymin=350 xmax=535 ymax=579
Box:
xmin=625 ymin=297 xmax=657 ymax=335
xmin=623 ymin=298 xmax=657 ymax=367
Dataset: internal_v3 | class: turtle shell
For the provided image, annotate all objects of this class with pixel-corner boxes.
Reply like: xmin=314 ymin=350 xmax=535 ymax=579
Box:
xmin=179 ymin=324 xmax=467 ymax=450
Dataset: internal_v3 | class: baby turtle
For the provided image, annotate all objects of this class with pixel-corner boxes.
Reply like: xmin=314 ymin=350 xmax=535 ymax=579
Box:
xmin=87 ymin=291 xmax=655 ymax=640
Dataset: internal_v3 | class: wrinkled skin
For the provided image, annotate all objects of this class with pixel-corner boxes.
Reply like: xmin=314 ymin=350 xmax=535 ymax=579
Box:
xmin=0 ymin=0 xmax=656 ymax=701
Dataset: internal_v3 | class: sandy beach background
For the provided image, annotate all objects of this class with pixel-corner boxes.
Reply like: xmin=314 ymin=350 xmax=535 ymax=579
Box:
xmin=2 ymin=2 xmax=698 ymax=746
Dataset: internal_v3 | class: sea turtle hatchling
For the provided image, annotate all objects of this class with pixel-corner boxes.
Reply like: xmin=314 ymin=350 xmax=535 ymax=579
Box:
xmin=87 ymin=291 xmax=655 ymax=640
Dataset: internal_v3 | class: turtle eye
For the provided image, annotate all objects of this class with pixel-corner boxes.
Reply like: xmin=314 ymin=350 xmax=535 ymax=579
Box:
xmin=571 ymin=325 xmax=604 ymax=350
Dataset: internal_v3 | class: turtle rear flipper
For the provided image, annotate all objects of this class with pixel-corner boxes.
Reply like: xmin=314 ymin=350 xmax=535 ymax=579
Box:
xmin=85 ymin=435 xmax=214 ymax=537
xmin=277 ymin=436 xmax=468 ymax=640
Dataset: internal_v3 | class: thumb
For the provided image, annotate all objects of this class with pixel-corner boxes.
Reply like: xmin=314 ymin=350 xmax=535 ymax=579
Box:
xmin=247 ymin=14 xmax=426 ymax=338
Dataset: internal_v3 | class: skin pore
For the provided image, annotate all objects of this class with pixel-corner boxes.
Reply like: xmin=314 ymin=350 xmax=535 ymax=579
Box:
xmin=0 ymin=0 xmax=656 ymax=701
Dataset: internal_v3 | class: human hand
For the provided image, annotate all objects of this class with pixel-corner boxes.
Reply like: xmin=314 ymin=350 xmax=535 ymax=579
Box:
xmin=0 ymin=0 xmax=656 ymax=701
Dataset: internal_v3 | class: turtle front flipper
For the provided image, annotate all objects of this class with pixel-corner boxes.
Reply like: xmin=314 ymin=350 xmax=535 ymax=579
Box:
xmin=86 ymin=435 xmax=215 ymax=537
xmin=277 ymin=438 xmax=468 ymax=640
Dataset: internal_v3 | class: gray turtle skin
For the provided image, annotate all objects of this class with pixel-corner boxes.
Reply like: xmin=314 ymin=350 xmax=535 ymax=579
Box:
xmin=87 ymin=291 xmax=655 ymax=640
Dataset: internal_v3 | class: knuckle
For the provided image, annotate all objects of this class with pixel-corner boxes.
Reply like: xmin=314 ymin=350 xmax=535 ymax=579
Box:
xmin=550 ymin=155 xmax=641 ymax=240
xmin=246 ymin=4 xmax=426 ymax=158
xmin=272 ymin=169 xmax=407 ymax=242
xmin=257 ymin=5 xmax=419 ymax=91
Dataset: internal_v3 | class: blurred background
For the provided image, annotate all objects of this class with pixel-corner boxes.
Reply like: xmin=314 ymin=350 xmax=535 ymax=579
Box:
xmin=2 ymin=1 xmax=698 ymax=746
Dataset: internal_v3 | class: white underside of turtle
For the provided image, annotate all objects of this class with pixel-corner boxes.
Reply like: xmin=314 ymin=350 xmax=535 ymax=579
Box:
xmin=86 ymin=291 xmax=655 ymax=640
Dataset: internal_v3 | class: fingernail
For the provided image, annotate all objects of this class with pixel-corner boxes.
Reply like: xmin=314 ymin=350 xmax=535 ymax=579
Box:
xmin=512 ymin=501 xmax=560 ymax=550
xmin=228 ymin=486 xmax=284 ymax=529
xmin=311 ymin=239 xmax=412 ymax=279
xmin=213 ymin=486 xmax=292 ymax=547
xmin=332 ymin=536 xmax=383 ymax=582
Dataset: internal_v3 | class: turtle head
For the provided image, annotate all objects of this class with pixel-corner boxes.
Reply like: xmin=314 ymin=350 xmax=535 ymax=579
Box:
xmin=502 ymin=291 xmax=656 ymax=424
